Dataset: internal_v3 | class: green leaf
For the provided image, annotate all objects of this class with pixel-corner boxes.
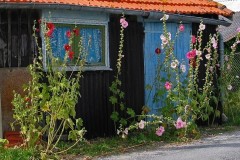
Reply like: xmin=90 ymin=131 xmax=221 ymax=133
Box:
xmin=120 ymin=103 xmax=125 ymax=111
xmin=145 ymin=84 xmax=152 ymax=90
xmin=110 ymin=112 xmax=119 ymax=122
xmin=119 ymin=91 xmax=125 ymax=99
xmin=119 ymin=118 xmax=127 ymax=126
xmin=109 ymin=96 xmax=118 ymax=105
xmin=127 ymin=108 xmax=135 ymax=118
xmin=76 ymin=118 xmax=83 ymax=129
xmin=215 ymin=110 xmax=221 ymax=118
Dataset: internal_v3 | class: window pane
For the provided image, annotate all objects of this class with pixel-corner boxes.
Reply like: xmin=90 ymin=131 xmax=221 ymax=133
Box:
xmin=51 ymin=27 xmax=70 ymax=60
xmin=80 ymin=28 xmax=103 ymax=64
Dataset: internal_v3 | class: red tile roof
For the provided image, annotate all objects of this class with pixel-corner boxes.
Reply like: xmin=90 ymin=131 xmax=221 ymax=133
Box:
xmin=1 ymin=0 xmax=233 ymax=16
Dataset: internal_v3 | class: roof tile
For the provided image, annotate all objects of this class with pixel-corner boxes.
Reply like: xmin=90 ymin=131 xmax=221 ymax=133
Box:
xmin=1 ymin=0 xmax=233 ymax=16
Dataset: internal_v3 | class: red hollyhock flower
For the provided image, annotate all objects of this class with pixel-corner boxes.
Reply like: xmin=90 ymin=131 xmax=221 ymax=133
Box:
xmin=64 ymin=44 xmax=71 ymax=51
xmin=25 ymin=97 xmax=30 ymax=102
xmin=66 ymin=30 xmax=71 ymax=38
xmin=68 ymin=51 xmax=74 ymax=60
xmin=38 ymin=19 xmax=41 ymax=24
xmin=47 ymin=22 xmax=55 ymax=30
xmin=46 ymin=29 xmax=53 ymax=37
xmin=73 ymin=29 xmax=79 ymax=36
xmin=155 ymin=48 xmax=161 ymax=54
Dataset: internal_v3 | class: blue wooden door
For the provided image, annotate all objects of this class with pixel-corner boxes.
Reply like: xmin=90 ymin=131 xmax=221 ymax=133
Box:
xmin=144 ymin=22 xmax=192 ymax=115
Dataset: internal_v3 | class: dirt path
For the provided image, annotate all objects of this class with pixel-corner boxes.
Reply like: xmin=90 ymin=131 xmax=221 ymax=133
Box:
xmin=98 ymin=129 xmax=240 ymax=160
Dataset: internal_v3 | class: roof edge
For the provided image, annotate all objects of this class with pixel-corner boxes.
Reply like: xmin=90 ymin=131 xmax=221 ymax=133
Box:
xmin=0 ymin=3 xmax=232 ymax=26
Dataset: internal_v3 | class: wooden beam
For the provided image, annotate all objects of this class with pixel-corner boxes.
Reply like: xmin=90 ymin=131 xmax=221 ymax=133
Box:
xmin=18 ymin=10 xmax=21 ymax=67
xmin=7 ymin=10 xmax=11 ymax=67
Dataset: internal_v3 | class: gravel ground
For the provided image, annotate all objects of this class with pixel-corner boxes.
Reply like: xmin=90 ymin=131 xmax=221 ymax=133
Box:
xmin=98 ymin=130 xmax=240 ymax=160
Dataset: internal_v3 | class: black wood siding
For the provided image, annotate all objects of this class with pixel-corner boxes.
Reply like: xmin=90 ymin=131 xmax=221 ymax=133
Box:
xmin=75 ymin=15 xmax=145 ymax=138
xmin=0 ymin=10 xmax=39 ymax=68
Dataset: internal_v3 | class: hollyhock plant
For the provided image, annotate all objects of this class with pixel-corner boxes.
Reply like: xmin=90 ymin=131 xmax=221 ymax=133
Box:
xmin=138 ymin=120 xmax=145 ymax=129
xmin=175 ymin=117 xmax=187 ymax=129
xmin=165 ymin=81 xmax=172 ymax=90
xmin=179 ymin=24 xmax=184 ymax=32
xmin=156 ymin=126 xmax=165 ymax=136
xmin=186 ymin=50 xmax=196 ymax=59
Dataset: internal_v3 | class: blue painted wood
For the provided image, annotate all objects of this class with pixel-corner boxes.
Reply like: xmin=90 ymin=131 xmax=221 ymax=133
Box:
xmin=144 ymin=22 xmax=192 ymax=115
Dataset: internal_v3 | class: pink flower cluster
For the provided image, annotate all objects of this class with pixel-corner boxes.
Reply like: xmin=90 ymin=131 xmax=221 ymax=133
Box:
xmin=120 ymin=18 xmax=128 ymax=28
xmin=179 ymin=24 xmax=185 ymax=32
xmin=174 ymin=117 xmax=187 ymax=129
xmin=156 ymin=126 xmax=165 ymax=136
xmin=138 ymin=120 xmax=145 ymax=129
xmin=165 ymin=81 xmax=172 ymax=90
xmin=186 ymin=50 xmax=196 ymax=59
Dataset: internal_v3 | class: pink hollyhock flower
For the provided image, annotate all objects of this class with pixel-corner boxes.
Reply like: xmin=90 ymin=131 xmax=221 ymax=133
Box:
xmin=165 ymin=81 xmax=172 ymax=90
xmin=120 ymin=18 xmax=128 ymax=28
xmin=138 ymin=120 xmax=145 ymax=129
xmin=212 ymin=42 xmax=217 ymax=49
xmin=160 ymin=34 xmax=168 ymax=45
xmin=156 ymin=126 xmax=165 ymax=136
xmin=186 ymin=50 xmax=196 ymax=59
xmin=191 ymin=35 xmax=196 ymax=44
xmin=66 ymin=30 xmax=71 ymax=38
xmin=237 ymin=27 xmax=240 ymax=32
xmin=175 ymin=117 xmax=187 ymax=129
xmin=179 ymin=24 xmax=185 ymax=32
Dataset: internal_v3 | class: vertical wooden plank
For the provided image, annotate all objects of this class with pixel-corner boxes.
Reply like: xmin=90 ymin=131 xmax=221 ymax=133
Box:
xmin=27 ymin=12 xmax=32 ymax=64
xmin=7 ymin=11 xmax=11 ymax=67
xmin=18 ymin=10 xmax=21 ymax=67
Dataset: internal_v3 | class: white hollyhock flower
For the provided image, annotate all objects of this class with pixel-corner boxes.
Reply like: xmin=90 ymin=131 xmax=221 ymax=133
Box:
xmin=196 ymin=50 xmax=202 ymax=56
xmin=205 ymin=54 xmax=211 ymax=60
xmin=227 ymin=85 xmax=232 ymax=90
xmin=199 ymin=23 xmax=206 ymax=31
xmin=160 ymin=14 xmax=169 ymax=21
